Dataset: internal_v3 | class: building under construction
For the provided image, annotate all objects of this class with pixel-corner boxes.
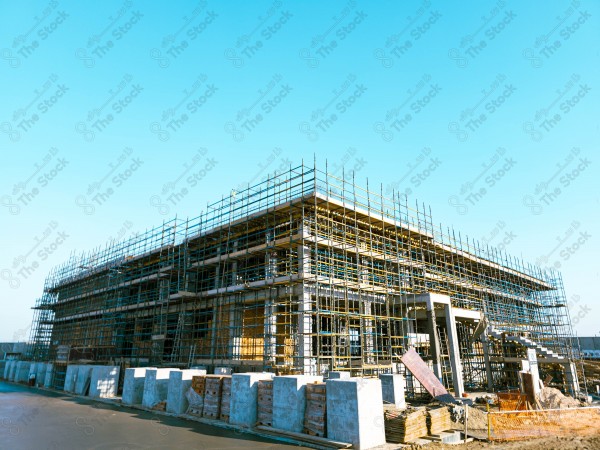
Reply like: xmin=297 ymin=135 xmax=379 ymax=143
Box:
xmin=28 ymin=163 xmax=580 ymax=396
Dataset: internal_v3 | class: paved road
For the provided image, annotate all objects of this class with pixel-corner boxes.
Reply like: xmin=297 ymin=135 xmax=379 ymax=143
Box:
xmin=0 ymin=381 xmax=305 ymax=450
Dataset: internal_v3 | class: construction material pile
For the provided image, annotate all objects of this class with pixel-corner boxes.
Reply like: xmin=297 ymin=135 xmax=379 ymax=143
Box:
xmin=187 ymin=375 xmax=206 ymax=415
xmin=304 ymin=382 xmax=326 ymax=437
xmin=203 ymin=376 xmax=224 ymax=419
xmin=537 ymin=387 xmax=580 ymax=409
xmin=220 ymin=377 xmax=231 ymax=422
xmin=384 ymin=408 xmax=427 ymax=443
xmin=427 ymin=406 xmax=452 ymax=435
xmin=257 ymin=379 xmax=273 ymax=426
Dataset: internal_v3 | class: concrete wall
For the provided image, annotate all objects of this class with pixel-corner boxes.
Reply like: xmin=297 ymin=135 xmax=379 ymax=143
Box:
xmin=272 ymin=375 xmax=323 ymax=433
xmin=326 ymin=378 xmax=386 ymax=450
xmin=142 ymin=369 xmax=180 ymax=409
xmin=122 ymin=367 xmax=155 ymax=405
xmin=166 ymin=369 xmax=207 ymax=414
xmin=230 ymin=373 xmax=274 ymax=427
xmin=89 ymin=366 xmax=120 ymax=398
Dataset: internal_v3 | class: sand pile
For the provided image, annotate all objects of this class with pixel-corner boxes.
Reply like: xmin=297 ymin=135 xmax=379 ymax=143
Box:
xmin=537 ymin=387 xmax=580 ymax=409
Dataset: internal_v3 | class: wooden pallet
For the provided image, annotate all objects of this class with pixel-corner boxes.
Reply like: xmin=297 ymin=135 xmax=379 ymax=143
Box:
xmin=304 ymin=382 xmax=327 ymax=437
xmin=257 ymin=379 xmax=273 ymax=426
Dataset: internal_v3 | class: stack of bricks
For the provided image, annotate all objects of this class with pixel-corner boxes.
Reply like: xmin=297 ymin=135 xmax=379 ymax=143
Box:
xmin=257 ymin=379 xmax=273 ymax=426
xmin=303 ymin=382 xmax=327 ymax=437
xmin=219 ymin=376 xmax=232 ymax=422
xmin=188 ymin=375 xmax=206 ymax=415
xmin=202 ymin=376 xmax=223 ymax=420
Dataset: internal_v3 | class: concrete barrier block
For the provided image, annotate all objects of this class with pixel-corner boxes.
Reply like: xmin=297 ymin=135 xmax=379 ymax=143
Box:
xmin=142 ymin=368 xmax=180 ymax=408
xmin=8 ymin=360 xmax=18 ymax=381
xmin=122 ymin=367 xmax=156 ymax=405
xmin=74 ymin=365 xmax=94 ymax=395
xmin=44 ymin=364 xmax=54 ymax=388
xmin=326 ymin=378 xmax=386 ymax=450
xmin=166 ymin=369 xmax=207 ymax=414
xmin=379 ymin=374 xmax=406 ymax=409
xmin=272 ymin=375 xmax=323 ymax=433
xmin=214 ymin=367 xmax=232 ymax=375
xmin=230 ymin=373 xmax=274 ymax=428
xmin=327 ymin=371 xmax=351 ymax=379
xmin=16 ymin=361 xmax=31 ymax=383
xmin=64 ymin=365 xmax=79 ymax=392
xmin=89 ymin=366 xmax=120 ymax=398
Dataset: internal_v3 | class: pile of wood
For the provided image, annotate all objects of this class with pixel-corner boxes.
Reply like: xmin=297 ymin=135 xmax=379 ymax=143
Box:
xmin=304 ymin=382 xmax=327 ymax=437
xmin=384 ymin=408 xmax=427 ymax=443
xmin=219 ymin=376 xmax=231 ymax=422
xmin=427 ymin=406 xmax=452 ymax=435
xmin=202 ymin=376 xmax=223 ymax=420
xmin=257 ymin=379 xmax=274 ymax=426
xmin=191 ymin=375 xmax=206 ymax=395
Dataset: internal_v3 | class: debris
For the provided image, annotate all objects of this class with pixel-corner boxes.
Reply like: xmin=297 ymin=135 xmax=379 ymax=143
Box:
xmin=537 ymin=387 xmax=580 ymax=409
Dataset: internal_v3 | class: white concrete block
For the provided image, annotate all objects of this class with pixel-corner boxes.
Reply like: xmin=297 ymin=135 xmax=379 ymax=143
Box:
xmin=89 ymin=366 xmax=120 ymax=398
xmin=326 ymin=378 xmax=386 ymax=450
xmin=327 ymin=371 xmax=351 ymax=379
xmin=230 ymin=373 xmax=274 ymax=427
xmin=214 ymin=367 xmax=232 ymax=375
xmin=166 ymin=369 xmax=207 ymax=414
xmin=142 ymin=368 xmax=180 ymax=408
xmin=272 ymin=375 xmax=323 ymax=433
xmin=379 ymin=374 xmax=406 ymax=409
xmin=122 ymin=367 xmax=155 ymax=405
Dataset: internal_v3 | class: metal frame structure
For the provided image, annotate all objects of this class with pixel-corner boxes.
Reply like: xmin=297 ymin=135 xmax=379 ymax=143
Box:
xmin=28 ymin=162 xmax=577 ymax=394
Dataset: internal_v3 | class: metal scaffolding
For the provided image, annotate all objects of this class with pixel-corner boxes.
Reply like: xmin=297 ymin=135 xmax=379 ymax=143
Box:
xmin=28 ymin=162 xmax=577 ymax=394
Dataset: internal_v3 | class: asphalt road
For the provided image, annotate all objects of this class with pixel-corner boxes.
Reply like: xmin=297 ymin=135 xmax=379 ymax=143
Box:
xmin=0 ymin=381 xmax=306 ymax=450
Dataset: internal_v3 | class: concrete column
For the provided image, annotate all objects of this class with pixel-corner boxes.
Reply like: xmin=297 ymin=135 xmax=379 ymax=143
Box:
xmin=444 ymin=304 xmax=464 ymax=397
xmin=379 ymin=374 xmax=406 ymax=409
xmin=44 ymin=364 xmax=55 ymax=388
xmin=298 ymin=290 xmax=315 ymax=375
xmin=264 ymin=298 xmax=277 ymax=363
xmin=425 ymin=297 xmax=442 ymax=380
xmin=272 ymin=375 xmax=323 ymax=432
xmin=326 ymin=378 xmax=386 ymax=449
xmin=481 ymin=333 xmax=494 ymax=390
xmin=526 ymin=349 xmax=541 ymax=396
xmin=564 ymin=362 xmax=580 ymax=396
xmin=298 ymin=241 xmax=311 ymax=276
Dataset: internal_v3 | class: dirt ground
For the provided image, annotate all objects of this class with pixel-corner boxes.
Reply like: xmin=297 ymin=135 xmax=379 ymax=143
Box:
xmin=403 ymin=433 xmax=600 ymax=450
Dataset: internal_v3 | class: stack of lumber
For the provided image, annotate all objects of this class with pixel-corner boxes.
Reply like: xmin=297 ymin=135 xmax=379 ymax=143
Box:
xmin=202 ymin=376 xmax=223 ymax=420
xmin=304 ymin=382 xmax=327 ymax=437
xmin=257 ymin=379 xmax=274 ymax=426
xmin=427 ymin=406 xmax=452 ymax=435
xmin=384 ymin=408 xmax=427 ymax=443
xmin=219 ymin=376 xmax=232 ymax=422
xmin=188 ymin=375 xmax=206 ymax=415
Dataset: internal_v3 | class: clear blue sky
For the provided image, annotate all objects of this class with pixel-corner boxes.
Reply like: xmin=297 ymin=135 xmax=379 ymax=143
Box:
xmin=1 ymin=0 xmax=598 ymax=342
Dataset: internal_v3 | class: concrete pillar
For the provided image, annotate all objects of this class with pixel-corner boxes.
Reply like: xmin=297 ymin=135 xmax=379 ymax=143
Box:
xmin=526 ymin=349 xmax=541 ymax=396
xmin=298 ymin=290 xmax=315 ymax=375
xmin=379 ymin=374 xmax=406 ymax=409
xmin=481 ymin=334 xmax=494 ymax=390
xmin=426 ymin=297 xmax=442 ymax=380
xmin=89 ymin=366 xmax=120 ymax=398
xmin=272 ymin=375 xmax=323 ymax=433
xmin=142 ymin=368 xmax=180 ymax=408
xmin=264 ymin=298 xmax=277 ymax=364
xmin=230 ymin=373 xmax=274 ymax=427
xmin=166 ymin=369 xmax=207 ymax=414
xmin=363 ymin=299 xmax=375 ymax=365
xmin=444 ymin=304 xmax=464 ymax=397
xmin=122 ymin=367 xmax=156 ymax=405
xmin=564 ymin=362 xmax=580 ymax=396
xmin=326 ymin=378 xmax=386 ymax=449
